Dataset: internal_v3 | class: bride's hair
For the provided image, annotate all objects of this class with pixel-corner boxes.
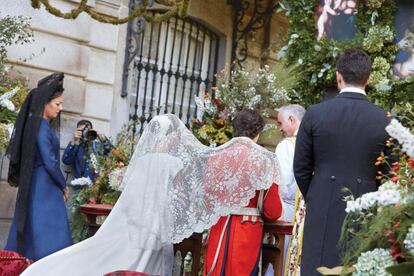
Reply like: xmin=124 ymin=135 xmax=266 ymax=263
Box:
xmin=232 ymin=109 xmax=265 ymax=139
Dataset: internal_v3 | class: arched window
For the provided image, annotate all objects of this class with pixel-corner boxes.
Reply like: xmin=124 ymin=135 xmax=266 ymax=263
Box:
xmin=122 ymin=14 xmax=222 ymax=133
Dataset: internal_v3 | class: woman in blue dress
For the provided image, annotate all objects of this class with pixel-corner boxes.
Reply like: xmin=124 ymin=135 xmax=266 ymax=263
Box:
xmin=5 ymin=73 xmax=72 ymax=261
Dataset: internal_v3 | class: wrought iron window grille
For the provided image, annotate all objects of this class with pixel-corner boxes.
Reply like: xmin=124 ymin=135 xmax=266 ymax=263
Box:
xmin=121 ymin=9 xmax=222 ymax=139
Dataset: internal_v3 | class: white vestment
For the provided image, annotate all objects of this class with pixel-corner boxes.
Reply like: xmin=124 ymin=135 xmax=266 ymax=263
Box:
xmin=270 ymin=137 xmax=297 ymax=276
xmin=275 ymin=137 xmax=296 ymax=222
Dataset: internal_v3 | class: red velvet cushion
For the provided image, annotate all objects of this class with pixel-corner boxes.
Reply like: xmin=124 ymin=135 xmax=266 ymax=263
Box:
xmin=0 ymin=250 xmax=33 ymax=276
xmin=104 ymin=271 xmax=158 ymax=276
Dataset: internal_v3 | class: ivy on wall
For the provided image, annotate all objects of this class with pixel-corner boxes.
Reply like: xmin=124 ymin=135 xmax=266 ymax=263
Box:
xmin=279 ymin=0 xmax=413 ymax=110
xmin=30 ymin=0 xmax=190 ymax=24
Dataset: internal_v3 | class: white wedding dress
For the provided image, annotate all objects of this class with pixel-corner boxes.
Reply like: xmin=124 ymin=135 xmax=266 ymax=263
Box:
xmin=22 ymin=114 xmax=283 ymax=276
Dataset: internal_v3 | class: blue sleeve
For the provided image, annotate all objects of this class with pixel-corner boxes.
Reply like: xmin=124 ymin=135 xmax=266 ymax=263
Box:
xmin=62 ymin=143 xmax=78 ymax=165
xmin=37 ymin=124 xmax=67 ymax=190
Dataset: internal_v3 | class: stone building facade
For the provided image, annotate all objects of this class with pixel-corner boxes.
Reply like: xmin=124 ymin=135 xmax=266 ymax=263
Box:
xmin=0 ymin=0 xmax=287 ymax=247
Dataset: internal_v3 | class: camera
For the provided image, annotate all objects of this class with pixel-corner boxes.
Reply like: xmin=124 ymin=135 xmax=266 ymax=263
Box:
xmin=81 ymin=127 xmax=98 ymax=141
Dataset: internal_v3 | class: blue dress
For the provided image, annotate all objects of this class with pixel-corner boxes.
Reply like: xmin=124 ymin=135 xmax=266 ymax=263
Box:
xmin=5 ymin=119 xmax=72 ymax=260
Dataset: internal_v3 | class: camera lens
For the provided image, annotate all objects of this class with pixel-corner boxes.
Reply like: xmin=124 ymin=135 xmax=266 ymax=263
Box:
xmin=86 ymin=130 xmax=97 ymax=141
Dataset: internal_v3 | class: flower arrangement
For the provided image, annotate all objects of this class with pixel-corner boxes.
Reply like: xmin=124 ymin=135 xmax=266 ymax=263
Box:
xmin=70 ymin=122 xmax=137 ymax=242
xmin=191 ymin=91 xmax=233 ymax=147
xmin=340 ymin=105 xmax=414 ymax=275
xmin=191 ymin=64 xmax=291 ymax=147
xmin=215 ymin=65 xmax=290 ymax=117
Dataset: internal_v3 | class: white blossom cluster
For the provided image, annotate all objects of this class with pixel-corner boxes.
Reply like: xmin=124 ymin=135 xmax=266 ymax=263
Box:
xmin=345 ymin=189 xmax=401 ymax=213
xmin=89 ymin=153 xmax=100 ymax=173
xmin=215 ymin=65 xmax=289 ymax=116
xmin=70 ymin=177 xmax=92 ymax=187
xmin=0 ymin=87 xmax=18 ymax=111
xmin=363 ymin=25 xmax=394 ymax=53
xmin=108 ymin=167 xmax=126 ymax=191
xmin=194 ymin=92 xmax=217 ymax=121
xmin=386 ymin=119 xmax=414 ymax=158
xmin=404 ymin=224 xmax=414 ymax=256
xmin=353 ymin=248 xmax=394 ymax=276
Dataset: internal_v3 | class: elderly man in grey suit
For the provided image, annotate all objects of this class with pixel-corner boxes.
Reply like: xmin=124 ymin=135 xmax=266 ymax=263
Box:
xmin=293 ymin=49 xmax=391 ymax=275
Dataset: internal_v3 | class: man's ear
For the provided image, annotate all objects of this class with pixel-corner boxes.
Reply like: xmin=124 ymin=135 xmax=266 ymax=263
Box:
xmin=336 ymin=71 xmax=341 ymax=83
xmin=366 ymin=74 xmax=372 ymax=86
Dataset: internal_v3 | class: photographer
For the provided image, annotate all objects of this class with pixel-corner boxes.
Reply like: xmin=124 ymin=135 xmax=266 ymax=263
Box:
xmin=62 ymin=119 xmax=112 ymax=181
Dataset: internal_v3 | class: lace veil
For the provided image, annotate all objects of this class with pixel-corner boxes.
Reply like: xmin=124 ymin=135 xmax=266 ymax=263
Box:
xmin=118 ymin=114 xmax=283 ymax=248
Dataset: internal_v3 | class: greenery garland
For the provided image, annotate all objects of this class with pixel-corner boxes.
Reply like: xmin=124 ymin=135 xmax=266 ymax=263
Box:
xmin=30 ymin=0 xmax=190 ymax=25
xmin=280 ymin=0 xmax=413 ymax=110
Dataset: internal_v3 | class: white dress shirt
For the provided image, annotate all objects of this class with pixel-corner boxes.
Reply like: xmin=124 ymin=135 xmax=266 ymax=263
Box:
xmin=339 ymin=86 xmax=366 ymax=95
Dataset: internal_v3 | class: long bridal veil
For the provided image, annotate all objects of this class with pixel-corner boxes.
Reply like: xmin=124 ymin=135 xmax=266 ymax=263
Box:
xmin=22 ymin=114 xmax=283 ymax=276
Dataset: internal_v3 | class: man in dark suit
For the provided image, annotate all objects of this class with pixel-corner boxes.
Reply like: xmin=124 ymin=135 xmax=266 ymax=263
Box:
xmin=293 ymin=49 xmax=391 ymax=275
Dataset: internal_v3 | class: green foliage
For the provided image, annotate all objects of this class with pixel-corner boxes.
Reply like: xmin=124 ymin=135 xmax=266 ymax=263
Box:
xmin=0 ymin=14 xmax=33 ymax=83
xmin=281 ymin=0 xmax=413 ymax=110
xmin=70 ymin=187 xmax=95 ymax=242
xmin=0 ymin=80 xmax=29 ymax=151
xmin=0 ymin=14 xmax=32 ymax=151
xmin=341 ymin=203 xmax=414 ymax=266
xmin=215 ymin=65 xmax=290 ymax=117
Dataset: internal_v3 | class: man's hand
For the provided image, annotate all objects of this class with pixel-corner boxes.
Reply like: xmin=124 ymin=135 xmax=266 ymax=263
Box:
xmin=71 ymin=127 xmax=84 ymax=144
xmin=63 ymin=187 xmax=69 ymax=202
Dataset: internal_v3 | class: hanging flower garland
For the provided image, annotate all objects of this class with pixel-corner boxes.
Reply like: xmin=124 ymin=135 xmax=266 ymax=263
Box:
xmin=279 ymin=0 xmax=413 ymax=109
xmin=30 ymin=0 xmax=190 ymax=25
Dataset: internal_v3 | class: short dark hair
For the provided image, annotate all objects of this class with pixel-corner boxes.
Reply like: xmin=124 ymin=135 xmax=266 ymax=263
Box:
xmin=77 ymin=119 xmax=93 ymax=128
xmin=232 ymin=109 xmax=265 ymax=139
xmin=336 ymin=49 xmax=372 ymax=86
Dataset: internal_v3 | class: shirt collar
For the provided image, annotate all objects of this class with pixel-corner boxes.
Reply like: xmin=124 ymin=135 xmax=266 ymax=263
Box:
xmin=339 ymin=87 xmax=366 ymax=95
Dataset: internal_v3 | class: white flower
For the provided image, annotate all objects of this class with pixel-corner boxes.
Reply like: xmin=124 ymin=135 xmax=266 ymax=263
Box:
xmin=378 ymin=181 xmax=399 ymax=191
xmin=288 ymin=34 xmax=299 ymax=45
xmin=70 ymin=177 xmax=92 ymax=187
xmin=386 ymin=119 xmax=414 ymax=158
xmin=353 ymin=248 xmax=394 ymax=276
xmin=404 ymin=224 xmax=414 ymax=255
xmin=0 ymin=87 xmax=19 ymax=111
xmin=90 ymin=153 xmax=100 ymax=172
xmin=345 ymin=189 xmax=401 ymax=213
xmin=109 ymin=167 xmax=127 ymax=191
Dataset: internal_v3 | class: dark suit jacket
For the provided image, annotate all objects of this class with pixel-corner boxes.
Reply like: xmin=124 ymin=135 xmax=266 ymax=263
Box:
xmin=293 ymin=92 xmax=390 ymax=275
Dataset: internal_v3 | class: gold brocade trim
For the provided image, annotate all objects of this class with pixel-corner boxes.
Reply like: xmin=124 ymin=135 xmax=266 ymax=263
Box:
xmin=282 ymin=136 xmax=307 ymax=276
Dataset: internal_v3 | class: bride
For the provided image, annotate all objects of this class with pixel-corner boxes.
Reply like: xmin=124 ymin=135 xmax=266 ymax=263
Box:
xmin=22 ymin=112 xmax=283 ymax=276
